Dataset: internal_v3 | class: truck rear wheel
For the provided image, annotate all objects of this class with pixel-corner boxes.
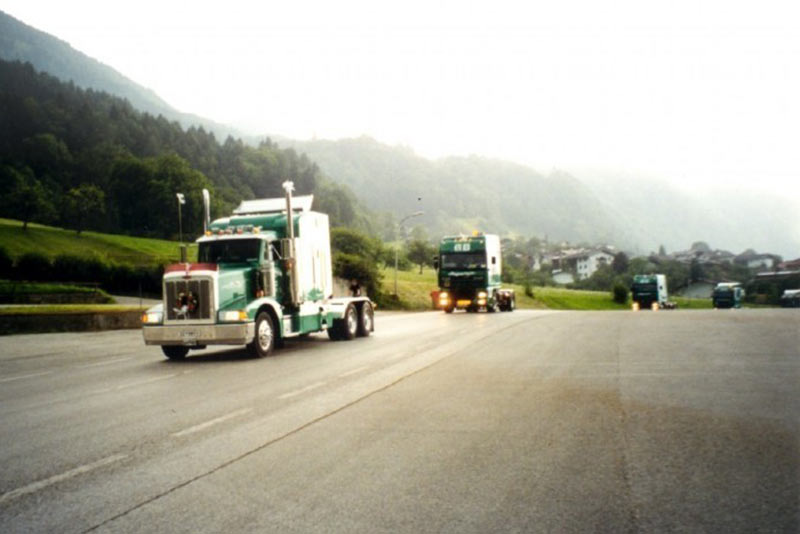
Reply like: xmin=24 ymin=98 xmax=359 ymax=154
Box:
xmin=162 ymin=345 xmax=189 ymax=360
xmin=248 ymin=311 xmax=275 ymax=358
xmin=330 ymin=304 xmax=358 ymax=341
xmin=357 ymin=302 xmax=373 ymax=337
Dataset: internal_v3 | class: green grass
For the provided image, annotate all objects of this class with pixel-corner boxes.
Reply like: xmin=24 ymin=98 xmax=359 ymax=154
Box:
xmin=0 ymin=218 xmax=192 ymax=265
xmin=0 ymin=304 xmax=147 ymax=315
xmin=379 ymin=267 xmax=713 ymax=311
xmin=0 ymin=280 xmax=101 ymax=294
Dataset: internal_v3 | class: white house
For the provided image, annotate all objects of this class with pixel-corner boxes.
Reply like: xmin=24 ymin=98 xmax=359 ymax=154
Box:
xmin=575 ymin=250 xmax=615 ymax=280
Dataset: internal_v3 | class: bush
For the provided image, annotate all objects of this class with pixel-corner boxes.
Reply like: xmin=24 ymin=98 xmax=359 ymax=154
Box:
xmin=14 ymin=252 xmax=52 ymax=281
xmin=612 ymin=281 xmax=629 ymax=304
xmin=52 ymin=254 xmax=109 ymax=283
xmin=0 ymin=247 xmax=12 ymax=279
xmin=333 ymin=252 xmax=382 ymax=299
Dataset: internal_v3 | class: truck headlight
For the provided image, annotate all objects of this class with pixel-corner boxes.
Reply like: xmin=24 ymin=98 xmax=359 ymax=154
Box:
xmin=477 ymin=291 xmax=487 ymax=299
xmin=220 ymin=310 xmax=249 ymax=322
xmin=142 ymin=311 xmax=163 ymax=324
xmin=438 ymin=292 xmax=450 ymax=304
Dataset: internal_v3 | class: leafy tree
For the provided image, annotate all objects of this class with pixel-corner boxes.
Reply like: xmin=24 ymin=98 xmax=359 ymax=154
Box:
xmin=612 ymin=252 xmax=629 ymax=274
xmin=330 ymin=227 xmax=383 ymax=264
xmin=3 ymin=167 xmax=55 ymax=230
xmin=406 ymin=239 xmax=435 ymax=274
xmin=64 ymin=184 xmax=105 ymax=234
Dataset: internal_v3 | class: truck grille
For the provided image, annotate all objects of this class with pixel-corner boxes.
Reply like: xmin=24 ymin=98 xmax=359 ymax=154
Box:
xmin=165 ymin=279 xmax=212 ymax=321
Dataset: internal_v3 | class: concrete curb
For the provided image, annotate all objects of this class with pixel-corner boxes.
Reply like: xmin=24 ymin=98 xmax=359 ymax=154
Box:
xmin=0 ymin=310 xmax=144 ymax=336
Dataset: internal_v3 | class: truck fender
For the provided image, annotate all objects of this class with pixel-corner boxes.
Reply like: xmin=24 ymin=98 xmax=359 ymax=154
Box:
xmin=245 ymin=298 xmax=284 ymax=339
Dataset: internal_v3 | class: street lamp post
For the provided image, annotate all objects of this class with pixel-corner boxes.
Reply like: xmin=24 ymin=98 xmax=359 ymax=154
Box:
xmin=394 ymin=211 xmax=424 ymax=296
xmin=176 ymin=192 xmax=186 ymax=245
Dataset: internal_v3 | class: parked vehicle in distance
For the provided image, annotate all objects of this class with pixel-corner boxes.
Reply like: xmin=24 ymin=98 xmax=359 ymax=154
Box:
xmin=780 ymin=289 xmax=800 ymax=308
xmin=712 ymin=282 xmax=744 ymax=308
xmin=142 ymin=181 xmax=374 ymax=359
xmin=434 ymin=233 xmax=515 ymax=313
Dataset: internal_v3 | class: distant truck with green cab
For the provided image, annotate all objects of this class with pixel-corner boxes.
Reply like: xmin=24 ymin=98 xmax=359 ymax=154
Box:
xmin=631 ymin=274 xmax=674 ymax=310
xmin=434 ymin=233 xmax=515 ymax=313
xmin=712 ymin=282 xmax=744 ymax=309
xmin=142 ymin=181 xmax=374 ymax=359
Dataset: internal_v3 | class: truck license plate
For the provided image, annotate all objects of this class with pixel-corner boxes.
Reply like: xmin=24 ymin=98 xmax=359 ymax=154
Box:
xmin=181 ymin=330 xmax=197 ymax=345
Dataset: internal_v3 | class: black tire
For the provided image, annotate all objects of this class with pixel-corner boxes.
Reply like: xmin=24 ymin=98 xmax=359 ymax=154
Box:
xmin=327 ymin=326 xmax=341 ymax=341
xmin=162 ymin=345 xmax=189 ymax=360
xmin=444 ymin=305 xmax=455 ymax=314
xmin=357 ymin=302 xmax=374 ymax=337
xmin=508 ymin=296 xmax=516 ymax=312
xmin=248 ymin=311 xmax=275 ymax=358
xmin=340 ymin=304 xmax=358 ymax=340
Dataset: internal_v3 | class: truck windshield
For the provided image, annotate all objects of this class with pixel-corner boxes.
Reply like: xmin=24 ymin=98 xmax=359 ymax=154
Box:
xmin=441 ymin=252 xmax=487 ymax=269
xmin=632 ymin=282 xmax=656 ymax=294
xmin=199 ymin=239 xmax=262 ymax=263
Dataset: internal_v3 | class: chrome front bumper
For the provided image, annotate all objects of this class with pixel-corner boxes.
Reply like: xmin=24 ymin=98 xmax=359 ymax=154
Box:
xmin=143 ymin=322 xmax=255 ymax=346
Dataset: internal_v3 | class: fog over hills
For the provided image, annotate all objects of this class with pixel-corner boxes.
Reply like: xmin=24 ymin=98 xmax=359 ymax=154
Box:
xmin=281 ymin=137 xmax=800 ymax=258
xmin=2 ymin=8 xmax=797 ymax=259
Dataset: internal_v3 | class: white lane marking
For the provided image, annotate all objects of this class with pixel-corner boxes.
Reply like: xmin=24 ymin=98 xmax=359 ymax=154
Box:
xmin=77 ymin=357 xmax=133 ymax=368
xmin=338 ymin=366 xmax=370 ymax=378
xmin=91 ymin=372 xmax=189 ymax=394
xmin=278 ymin=381 xmax=327 ymax=400
xmin=172 ymin=408 xmax=253 ymax=438
xmin=0 ymin=371 xmax=53 ymax=383
xmin=0 ymin=453 xmax=127 ymax=505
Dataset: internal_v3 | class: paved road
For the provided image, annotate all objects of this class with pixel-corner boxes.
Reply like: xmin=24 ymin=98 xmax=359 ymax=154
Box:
xmin=0 ymin=309 xmax=797 ymax=533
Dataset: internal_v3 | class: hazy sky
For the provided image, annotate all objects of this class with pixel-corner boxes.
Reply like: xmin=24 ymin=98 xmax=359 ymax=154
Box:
xmin=3 ymin=0 xmax=799 ymax=194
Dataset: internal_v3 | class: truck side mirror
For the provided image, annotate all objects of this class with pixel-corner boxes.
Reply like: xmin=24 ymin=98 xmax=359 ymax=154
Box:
xmin=433 ymin=256 xmax=439 ymax=270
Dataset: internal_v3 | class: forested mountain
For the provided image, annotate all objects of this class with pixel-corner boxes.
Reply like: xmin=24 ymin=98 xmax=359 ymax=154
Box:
xmin=0 ymin=59 xmax=367 ymax=239
xmin=281 ymin=137 xmax=800 ymax=257
xmin=0 ymin=10 xmax=237 ymax=141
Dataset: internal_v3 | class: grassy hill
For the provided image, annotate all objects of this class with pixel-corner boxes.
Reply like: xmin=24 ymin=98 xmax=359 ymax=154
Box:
xmin=0 ymin=218 xmax=189 ymax=265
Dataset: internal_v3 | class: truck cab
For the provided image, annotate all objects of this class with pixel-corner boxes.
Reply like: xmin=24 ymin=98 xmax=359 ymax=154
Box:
xmin=712 ymin=282 xmax=744 ymax=309
xmin=631 ymin=274 xmax=671 ymax=311
xmin=435 ymin=233 xmax=514 ymax=313
xmin=142 ymin=182 xmax=374 ymax=359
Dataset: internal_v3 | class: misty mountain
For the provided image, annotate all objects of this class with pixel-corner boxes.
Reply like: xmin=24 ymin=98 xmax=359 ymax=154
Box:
xmin=279 ymin=136 xmax=623 ymax=244
xmin=282 ymin=137 xmax=800 ymax=258
xmin=577 ymin=170 xmax=800 ymax=258
xmin=0 ymin=10 xmax=239 ymax=141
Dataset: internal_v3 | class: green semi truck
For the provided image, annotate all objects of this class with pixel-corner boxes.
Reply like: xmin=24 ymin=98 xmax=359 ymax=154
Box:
xmin=631 ymin=273 xmax=675 ymax=310
xmin=142 ymin=182 xmax=374 ymax=359
xmin=434 ymin=233 xmax=515 ymax=313
xmin=712 ymin=282 xmax=744 ymax=309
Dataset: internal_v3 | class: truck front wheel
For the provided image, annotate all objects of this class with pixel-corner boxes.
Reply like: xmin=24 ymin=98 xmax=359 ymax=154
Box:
xmin=248 ymin=312 xmax=275 ymax=358
xmin=162 ymin=345 xmax=188 ymax=360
